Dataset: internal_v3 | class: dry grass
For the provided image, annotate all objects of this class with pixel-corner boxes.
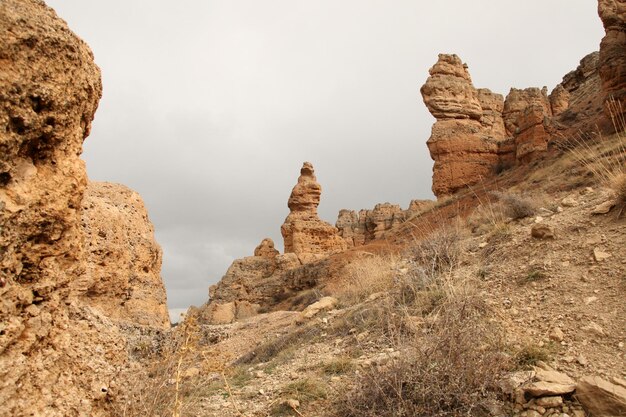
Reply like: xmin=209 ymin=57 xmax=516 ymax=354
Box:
xmin=113 ymin=317 xmax=212 ymax=417
xmin=491 ymin=191 xmax=537 ymax=220
xmin=338 ymin=253 xmax=398 ymax=305
xmin=562 ymin=99 xmax=626 ymax=217
xmin=333 ymin=295 xmax=510 ymax=417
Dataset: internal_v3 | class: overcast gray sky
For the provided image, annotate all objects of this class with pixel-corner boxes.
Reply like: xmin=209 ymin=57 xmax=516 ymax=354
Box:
xmin=46 ymin=1 xmax=604 ymax=320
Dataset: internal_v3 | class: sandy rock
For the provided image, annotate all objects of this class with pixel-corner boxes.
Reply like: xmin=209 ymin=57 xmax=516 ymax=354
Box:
xmin=336 ymin=202 xmax=410 ymax=247
xmin=254 ymin=238 xmax=280 ymax=259
xmin=524 ymin=366 xmax=576 ymax=397
xmin=593 ymin=247 xmax=612 ymax=261
xmin=300 ymin=296 xmax=338 ymax=320
xmin=531 ymin=224 xmax=555 ymax=239
xmin=535 ymin=396 xmax=563 ymax=407
xmin=281 ymin=163 xmax=347 ymax=262
xmin=576 ymin=376 xmax=626 ymax=417
xmin=503 ymin=87 xmax=552 ymax=163
xmin=591 ymin=199 xmax=616 ymax=214
xmin=80 ymin=182 xmax=170 ymax=328
xmin=598 ymin=0 xmax=626 ymax=122
xmin=421 ymin=54 xmax=512 ymax=196
xmin=582 ymin=321 xmax=605 ymax=337
xmin=550 ymin=327 xmax=565 ymax=342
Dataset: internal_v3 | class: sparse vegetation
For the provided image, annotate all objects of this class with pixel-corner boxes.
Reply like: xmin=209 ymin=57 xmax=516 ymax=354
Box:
xmin=491 ymin=191 xmax=537 ymax=220
xmin=339 ymin=253 xmax=398 ymax=305
xmin=333 ymin=295 xmax=510 ymax=417
xmin=514 ymin=343 xmax=553 ymax=368
xmin=562 ymin=99 xmax=626 ymax=217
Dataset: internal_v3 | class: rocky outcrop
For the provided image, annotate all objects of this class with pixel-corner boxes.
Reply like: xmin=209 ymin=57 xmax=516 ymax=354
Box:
xmin=576 ymin=376 xmax=626 ymax=416
xmin=197 ymin=238 xmax=302 ymax=324
xmin=421 ymin=54 xmax=512 ymax=196
xmin=421 ymin=46 xmax=613 ymax=196
xmin=79 ymin=182 xmax=170 ymax=328
xmin=0 ymin=2 xmax=170 ymax=414
xmin=336 ymin=200 xmax=430 ymax=248
xmin=598 ymin=0 xmax=626 ymax=121
xmin=281 ymin=162 xmax=347 ymax=263
xmin=502 ymin=87 xmax=552 ymax=163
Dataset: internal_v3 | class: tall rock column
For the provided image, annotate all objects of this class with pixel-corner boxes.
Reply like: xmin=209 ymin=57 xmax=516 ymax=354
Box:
xmin=598 ymin=0 xmax=626 ymax=123
xmin=281 ymin=162 xmax=347 ymax=263
xmin=420 ymin=54 xmax=509 ymax=197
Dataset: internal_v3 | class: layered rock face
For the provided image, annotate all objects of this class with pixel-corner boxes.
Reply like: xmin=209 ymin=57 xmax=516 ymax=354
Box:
xmin=598 ymin=0 xmax=626 ymax=121
xmin=80 ymin=182 xmax=170 ymax=328
xmin=502 ymin=87 xmax=552 ymax=163
xmin=422 ymin=44 xmax=614 ymax=197
xmin=421 ymin=54 xmax=512 ymax=196
xmin=0 ymin=2 xmax=170 ymax=414
xmin=336 ymin=200 xmax=429 ymax=248
xmin=281 ymin=162 xmax=347 ymax=263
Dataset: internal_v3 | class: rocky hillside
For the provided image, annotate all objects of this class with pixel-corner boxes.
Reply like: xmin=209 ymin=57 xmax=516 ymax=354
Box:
xmin=0 ymin=1 xmax=170 ymax=415
xmin=0 ymin=0 xmax=624 ymax=416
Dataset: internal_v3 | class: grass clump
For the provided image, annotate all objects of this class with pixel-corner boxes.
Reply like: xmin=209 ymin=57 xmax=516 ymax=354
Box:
xmin=514 ymin=344 xmax=553 ymax=369
xmin=333 ymin=296 xmax=510 ymax=417
xmin=491 ymin=191 xmax=537 ymax=220
xmin=282 ymin=378 xmax=328 ymax=403
xmin=320 ymin=357 xmax=355 ymax=375
xmin=339 ymin=253 xmax=397 ymax=305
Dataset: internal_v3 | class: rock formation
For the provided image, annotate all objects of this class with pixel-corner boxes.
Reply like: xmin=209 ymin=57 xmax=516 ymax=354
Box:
xmin=198 ymin=238 xmax=301 ymax=324
xmin=336 ymin=200 xmax=430 ymax=248
xmin=502 ymin=87 xmax=552 ymax=163
xmin=80 ymin=182 xmax=170 ymax=328
xmin=422 ymin=43 xmax=614 ymax=197
xmin=420 ymin=54 xmax=512 ymax=196
xmin=281 ymin=162 xmax=347 ymax=263
xmin=598 ymin=0 xmax=626 ymax=122
xmin=0 ymin=2 xmax=170 ymax=414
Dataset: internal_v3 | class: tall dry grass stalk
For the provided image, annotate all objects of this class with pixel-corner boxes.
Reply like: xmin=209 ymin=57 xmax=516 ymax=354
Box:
xmin=563 ymin=98 xmax=626 ymax=216
xmin=339 ymin=253 xmax=399 ymax=305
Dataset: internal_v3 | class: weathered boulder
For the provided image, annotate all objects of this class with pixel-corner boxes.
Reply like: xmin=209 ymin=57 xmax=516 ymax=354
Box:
xmin=502 ymin=87 xmax=552 ymax=163
xmin=79 ymin=182 xmax=170 ymax=328
xmin=598 ymin=0 xmax=626 ymax=122
xmin=281 ymin=162 xmax=347 ymax=263
xmin=254 ymin=237 xmax=280 ymax=259
xmin=576 ymin=376 xmax=626 ymax=417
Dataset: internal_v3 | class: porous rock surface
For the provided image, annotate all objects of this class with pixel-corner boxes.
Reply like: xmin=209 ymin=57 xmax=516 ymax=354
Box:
xmin=598 ymin=0 xmax=626 ymax=121
xmin=79 ymin=182 xmax=170 ymax=328
xmin=0 ymin=2 xmax=169 ymax=415
xmin=281 ymin=162 xmax=347 ymax=263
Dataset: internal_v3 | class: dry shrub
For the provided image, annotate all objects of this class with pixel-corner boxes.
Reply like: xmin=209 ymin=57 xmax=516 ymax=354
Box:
xmin=339 ymin=253 xmax=398 ymax=305
xmin=491 ymin=191 xmax=537 ymax=220
xmin=562 ymin=98 xmax=625 ymax=216
xmin=113 ymin=317 xmax=211 ymax=417
xmin=333 ymin=295 xmax=510 ymax=417
xmin=409 ymin=224 xmax=464 ymax=276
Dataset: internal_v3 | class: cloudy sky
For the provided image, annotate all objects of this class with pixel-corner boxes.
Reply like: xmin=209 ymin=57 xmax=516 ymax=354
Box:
xmin=46 ymin=0 xmax=604 ymax=320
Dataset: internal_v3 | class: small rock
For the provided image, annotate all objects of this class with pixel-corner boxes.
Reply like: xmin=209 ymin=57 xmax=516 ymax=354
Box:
xmin=591 ymin=199 xmax=615 ymax=215
xmin=582 ymin=321 xmax=605 ymax=337
xmin=550 ymin=327 xmax=565 ymax=342
xmin=531 ymin=224 xmax=555 ymax=239
xmin=584 ymin=296 xmax=598 ymax=305
xmin=535 ymin=396 xmax=563 ymax=407
xmin=576 ymin=355 xmax=588 ymax=366
xmin=593 ymin=247 xmax=611 ymax=262
xmin=561 ymin=196 xmax=578 ymax=207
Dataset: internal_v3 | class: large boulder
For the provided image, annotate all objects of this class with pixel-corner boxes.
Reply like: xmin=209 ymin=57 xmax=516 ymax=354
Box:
xmin=80 ymin=182 xmax=170 ymax=328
